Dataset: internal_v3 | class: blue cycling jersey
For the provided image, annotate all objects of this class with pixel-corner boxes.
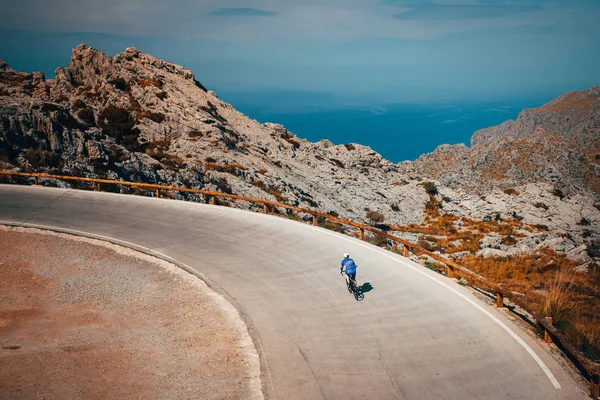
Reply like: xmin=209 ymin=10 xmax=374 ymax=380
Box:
xmin=341 ymin=258 xmax=357 ymax=274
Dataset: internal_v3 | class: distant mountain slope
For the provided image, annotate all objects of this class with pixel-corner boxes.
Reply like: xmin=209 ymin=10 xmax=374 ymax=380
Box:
xmin=402 ymin=86 xmax=600 ymax=195
xmin=0 ymin=44 xmax=429 ymax=226
xmin=1 ymin=45 xmax=599 ymax=264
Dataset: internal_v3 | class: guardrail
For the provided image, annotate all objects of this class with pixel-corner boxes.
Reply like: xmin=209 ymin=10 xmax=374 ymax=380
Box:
xmin=1 ymin=170 xmax=598 ymax=396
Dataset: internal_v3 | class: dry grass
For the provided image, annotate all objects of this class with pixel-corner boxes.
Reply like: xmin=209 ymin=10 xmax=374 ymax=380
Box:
xmin=204 ymin=162 xmax=247 ymax=176
xmin=251 ymin=180 xmax=287 ymax=203
xmin=458 ymin=251 xmax=600 ymax=360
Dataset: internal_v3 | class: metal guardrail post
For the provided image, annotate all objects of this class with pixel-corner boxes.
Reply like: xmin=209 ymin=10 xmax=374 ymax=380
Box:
xmin=446 ymin=266 xmax=453 ymax=278
xmin=544 ymin=317 xmax=553 ymax=343
xmin=96 ymin=183 xmax=101 ymax=191
xmin=496 ymin=293 xmax=504 ymax=308
xmin=312 ymin=215 xmax=317 ymax=226
xmin=211 ymin=196 xmax=216 ymax=205
xmin=359 ymin=228 xmax=364 ymax=240
xmin=156 ymin=189 xmax=160 ymax=198
xmin=264 ymin=204 xmax=268 ymax=214
xmin=403 ymin=246 xmax=409 ymax=258
xmin=591 ymin=365 xmax=600 ymax=398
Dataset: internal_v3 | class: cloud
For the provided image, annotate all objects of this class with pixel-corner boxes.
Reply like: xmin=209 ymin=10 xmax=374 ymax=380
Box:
xmin=209 ymin=8 xmax=276 ymax=17
xmin=392 ymin=4 xmax=543 ymax=20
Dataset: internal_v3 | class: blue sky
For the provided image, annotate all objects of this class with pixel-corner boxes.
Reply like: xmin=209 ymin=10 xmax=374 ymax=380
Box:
xmin=1 ymin=0 xmax=599 ymax=103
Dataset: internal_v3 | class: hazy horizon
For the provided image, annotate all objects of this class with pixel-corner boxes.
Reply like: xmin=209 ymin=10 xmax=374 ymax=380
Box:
xmin=1 ymin=1 xmax=598 ymax=161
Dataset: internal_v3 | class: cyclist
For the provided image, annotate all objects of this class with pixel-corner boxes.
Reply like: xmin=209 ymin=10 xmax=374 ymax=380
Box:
xmin=340 ymin=253 xmax=358 ymax=288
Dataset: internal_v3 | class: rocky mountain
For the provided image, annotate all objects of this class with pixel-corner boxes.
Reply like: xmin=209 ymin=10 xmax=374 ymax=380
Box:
xmin=402 ymin=86 xmax=600 ymax=195
xmin=1 ymin=44 xmax=599 ymax=266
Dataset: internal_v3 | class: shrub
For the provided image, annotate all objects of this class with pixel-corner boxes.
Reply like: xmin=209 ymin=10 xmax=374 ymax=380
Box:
xmin=578 ymin=217 xmax=591 ymax=226
xmin=391 ymin=204 xmax=400 ymax=212
xmin=251 ymin=180 xmax=287 ymax=202
xmin=534 ymin=202 xmax=549 ymax=211
xmin=189 ymin=130 xmax=203 ymax=138
xmin=330 ymin=158 xmax=345 ymax=169
xmin=552 ymin=187 xmax=565 ymax=199
xmin=77 ymin=108 xmax=96 ymax=126
xmin=56 ymin=112 xmax=85 ymax=130
xmin=344 ymin=143 xmax=355 ymax=151
xmin=137 ymin=78 xmax=163 ymax=88
xmin=200 ymin=101 xmax=226 ymax=123
xmin=422 ymin=181 xmax=438 ymax=195
xmin=138 ymin=111 xmax=165 ymax=123
xmin=366 ymin=210 xmax=384 ymax=224
xmin=501 ymin=235 xmax=518 ymax=245
xmin=71 ymin=99 xmax=86 ymax=109
xmin=257 ymin=168 xmax=268 ymax=175
xmin=98 ymin=106 xmax=143 ymax=152
xmin=23 ymin=148 xmax=60 ymax=169
xmin=503 ymin=188 xmax=519 ymax=195
xmin=543 ymin=268 xmax=576 ymax=330
xmin=109 ymin=77 xmax=127 ymax=91
xmin=368 ymin=232 xmax=388 ymax=248
xmin=156 ymin=91 xmax=168 ymax=100
xmin=205 ymin=156 xmax=217 ymax=163
xmin=216 ymin=177 xmax=232 ymax=194
xmin=40 ymin=103 xmax=60 ymax=112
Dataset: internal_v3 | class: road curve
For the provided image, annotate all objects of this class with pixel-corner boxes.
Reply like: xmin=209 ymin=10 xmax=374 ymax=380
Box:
xmin=0 ymin=185 xmax=588 ymax=399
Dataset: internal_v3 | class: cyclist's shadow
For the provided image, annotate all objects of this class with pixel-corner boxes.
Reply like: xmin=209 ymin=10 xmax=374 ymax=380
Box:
xmin=353 ymin=282 xmax=373 ymax=301
xmin=359 ymin=282 xmax=373 ymax=294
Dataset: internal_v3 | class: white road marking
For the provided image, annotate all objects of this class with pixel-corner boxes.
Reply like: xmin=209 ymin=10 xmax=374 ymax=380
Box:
xmin=280 ymin=218 xmax=562 ymax=389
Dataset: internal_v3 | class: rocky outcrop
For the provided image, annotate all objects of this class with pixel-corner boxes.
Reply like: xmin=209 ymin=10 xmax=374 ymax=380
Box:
xmin=1 ymin=45 xmax=599 ymax=265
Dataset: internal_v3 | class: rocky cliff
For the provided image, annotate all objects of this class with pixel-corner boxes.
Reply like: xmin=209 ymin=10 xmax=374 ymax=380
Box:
xmin=1 ymin=45 xmax=599 ymax=266
xmin=403 ymin=86 xmax=600 ymax=195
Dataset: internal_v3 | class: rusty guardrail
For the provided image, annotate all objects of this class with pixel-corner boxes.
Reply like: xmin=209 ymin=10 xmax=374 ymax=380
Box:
xmin=1 ymin=170 xmax=598 ymax=396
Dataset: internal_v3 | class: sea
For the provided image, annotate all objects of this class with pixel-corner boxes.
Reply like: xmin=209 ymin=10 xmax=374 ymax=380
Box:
xmin=218 ymin=92 xmax=546 ymax=163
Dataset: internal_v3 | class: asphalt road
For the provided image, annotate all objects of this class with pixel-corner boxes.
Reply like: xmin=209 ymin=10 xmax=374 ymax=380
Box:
xmin=0 ymin=185 xmax=588 ymax=399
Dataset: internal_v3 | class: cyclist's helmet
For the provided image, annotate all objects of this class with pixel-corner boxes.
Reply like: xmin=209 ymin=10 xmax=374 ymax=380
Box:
xmin=343 ymin=253 xmax=350 ymax=258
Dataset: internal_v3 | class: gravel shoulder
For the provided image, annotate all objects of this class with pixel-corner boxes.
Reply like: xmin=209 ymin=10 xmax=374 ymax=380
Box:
xmin=0 ymin=225 xmax=262 ymax=400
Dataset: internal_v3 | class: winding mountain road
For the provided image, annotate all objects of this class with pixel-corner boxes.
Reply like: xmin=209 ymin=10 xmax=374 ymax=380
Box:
xmin=0 ymin=185 xmax=588 ymax=399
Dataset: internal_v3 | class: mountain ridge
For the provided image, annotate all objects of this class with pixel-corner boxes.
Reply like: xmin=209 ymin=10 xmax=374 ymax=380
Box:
xmin=1 ymin=44 xmax=599 ymax=266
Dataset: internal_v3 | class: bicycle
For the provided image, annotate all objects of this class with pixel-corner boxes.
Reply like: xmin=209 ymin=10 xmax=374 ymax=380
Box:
xmin=341 ymin=271 xmax=364 ymax=301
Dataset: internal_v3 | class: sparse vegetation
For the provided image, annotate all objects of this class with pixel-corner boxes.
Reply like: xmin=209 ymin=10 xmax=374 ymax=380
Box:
xmin=137 ymin=78 xmax=163 ymax=88
xmin=77 ymin=108 xmax=96 ymax=126
xmin=391 ymin=204 xmax=400 ymax=212
xmin=204 ymin=162 xmax=247 ymax=176
xmin=459 ymin=251 xmax=600 ymax=360
xmin=40 ymin=103 xmax=60 ymax=113
xmin=188 ymin=130 xmax=203 ymax=138
xmin=552 ymin=187 xmax=566 ymax=199
xmin=156 ymin=91 xmax=168 ymax=100
xmin=109 ymin=77 xmax=127 ymax=91
xmin=344 ymin=143 xmax=355 ymax=151
xmin=22 ymin=148 xmax=60 ymax=170
xmin=422 ymin=181 xmax=438 ymax=196
xmin=138 ymin=111 xmax=165 ymax=123
xmin=251 ymin=179 xmax=287 ymax=202
xmin=366 ymin=210 xmax=385 ymax=224
xmin=98 ymin=106 xmax=144 ymax=152
xmin=330 ymin=158 xmax=345 ymax=169
xmin=578 ymin=217 xmax=591 ymax=226
xmin=503 ymin=188 xmax=519 ymax=195
xmin=216 ymin=177 xmax=232 ymax=194
xmin=534 ymin=202 xmax=549 ymax=211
